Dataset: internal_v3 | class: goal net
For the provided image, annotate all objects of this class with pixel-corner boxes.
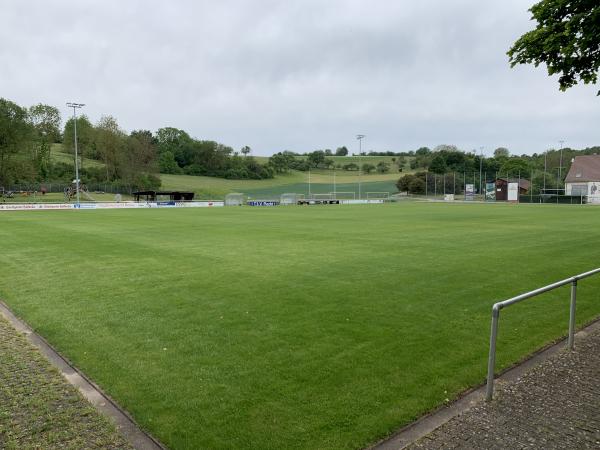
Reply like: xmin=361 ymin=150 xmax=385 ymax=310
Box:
xmin=366 ymin=192 xmax=390 ymax=199
xmin=331 ymin=191 xmax=355 ymax=199
xmin=225 ymin=193 xmax=245 ymax=206
xmin=281 ymin=193 xmax=304 ymax=205
xmin=311 ymin=193 xmax=334 ymax=200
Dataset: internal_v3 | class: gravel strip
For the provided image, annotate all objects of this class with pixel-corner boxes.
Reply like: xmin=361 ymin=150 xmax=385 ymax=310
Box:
xmin=0 ymin=315 xmax=132 ymax=450
xmin=407 ymin=327 xmax=600 ymax=449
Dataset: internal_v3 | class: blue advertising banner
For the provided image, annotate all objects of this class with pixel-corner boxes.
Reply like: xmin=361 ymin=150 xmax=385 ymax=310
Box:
xmin=247 ymin=201 xmax=280 ymax=206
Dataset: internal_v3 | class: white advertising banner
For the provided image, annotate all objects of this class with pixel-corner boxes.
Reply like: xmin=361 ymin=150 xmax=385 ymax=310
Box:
xmin=340 ymin=199 xmax=384 ymax=205
xmin=507 ymin=183 xmax=519 ymax=201
xmin=0 ymin=201 xmax=225 ymax=212
xmin=586 ymin=182 xmax=600 ymax=204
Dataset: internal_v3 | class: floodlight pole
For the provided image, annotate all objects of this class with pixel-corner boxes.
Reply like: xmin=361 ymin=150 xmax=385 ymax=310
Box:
xmin=66 ymin=102 xmax=85 ymax=207
xmin=558 ymin=140 xmax=565 ymax=193
xmin=356 ymin=134 xmax=365 ymax=199
xmin=543 ymin=150 xmax=548 ymax=193
xmin=333 ymin=167 xmax=336 ymax=199
xmin=479 ymin=147 xmax=484 ymax=199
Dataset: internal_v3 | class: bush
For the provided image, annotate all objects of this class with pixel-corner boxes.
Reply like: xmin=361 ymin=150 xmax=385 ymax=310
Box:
xmin=408 ymin=177 xmax=426 ymax=194
xmin=396 ymin=172 xmax=426 ymax=194
xmin=184 ymin=164 xmax=205 ymax=176
xmin=362 ymin=163 xmax=376 ymax=174
xmin=376 ymin=161 xmax=390 ymax=173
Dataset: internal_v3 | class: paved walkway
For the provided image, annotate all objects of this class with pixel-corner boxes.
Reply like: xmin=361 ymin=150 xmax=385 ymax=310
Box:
xmin=406 ymin=326 xmax=600 ymax=449
xmin=0 ymin=315 xmax=132 ymax=450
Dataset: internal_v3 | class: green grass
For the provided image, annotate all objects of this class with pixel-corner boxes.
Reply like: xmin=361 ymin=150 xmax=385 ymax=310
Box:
xmin=1 ymin=203 xmax=599 ymax=449
xmin=51 ymin=144 xmax=104 ymax=168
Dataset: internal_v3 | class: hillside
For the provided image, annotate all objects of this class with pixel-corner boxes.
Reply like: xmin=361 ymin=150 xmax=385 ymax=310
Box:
xmin=50 ymin=144 xmax=403 ymax=199
xmin=160 ymin=170 xmax=401 ymax=199
xmin=50 ymin=143 xmax=104 ymax=168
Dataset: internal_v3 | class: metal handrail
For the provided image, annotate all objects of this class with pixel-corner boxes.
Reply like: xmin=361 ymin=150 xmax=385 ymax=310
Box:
xmin=486 ymin=267 xmax=600 ymax=401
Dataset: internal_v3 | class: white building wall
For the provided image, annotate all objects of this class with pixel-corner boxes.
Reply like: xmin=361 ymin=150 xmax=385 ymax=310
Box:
xmin=566 ymin=181 xmax=600 ymax=203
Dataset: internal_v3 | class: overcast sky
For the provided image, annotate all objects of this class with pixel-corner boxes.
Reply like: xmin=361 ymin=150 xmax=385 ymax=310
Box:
xmin=2 ymin=0 xmax=598 ymax=156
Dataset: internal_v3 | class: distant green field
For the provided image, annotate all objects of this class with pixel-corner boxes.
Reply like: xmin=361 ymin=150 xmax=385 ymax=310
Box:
xmin=161 ymin=171 xmax=401 ymax=199
xmin=1 ymin=203 xmax=599 ymax=449
xmin=49 ymin=144 xmax=405 ymax=199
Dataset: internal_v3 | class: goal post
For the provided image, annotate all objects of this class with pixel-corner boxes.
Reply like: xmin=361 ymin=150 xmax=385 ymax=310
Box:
xmin=331 ymin=191 xmax=355 ymax=199
xmin=225 ymin=192 xmax=245 ymax=206
xmin=366 ymin=192 xmax=390 ymax=199
xmin=280 ymin=193 xmax=304 ymax=205
xmin=311 ymin=193 xmax=334 ymax=200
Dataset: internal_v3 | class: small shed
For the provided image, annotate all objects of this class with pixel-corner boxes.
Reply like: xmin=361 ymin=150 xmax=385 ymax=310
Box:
xmin=133 ymin=191 xmax=195 ymax=202
xmin=495 ymin=178 xmax=530 ymax=201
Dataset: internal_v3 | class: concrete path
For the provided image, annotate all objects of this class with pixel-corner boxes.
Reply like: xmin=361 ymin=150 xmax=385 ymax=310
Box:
xmin=405 ymin=325 xmax=600 ymax=449
xmin=0 ymin=314 xmax=133 ymax=449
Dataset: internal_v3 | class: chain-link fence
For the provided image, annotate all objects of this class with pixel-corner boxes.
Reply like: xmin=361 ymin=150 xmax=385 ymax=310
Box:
xmin=2 ymin=182 xmax=134 ymax=195
xmin=402 ymin=170 xmax=587 ymax=204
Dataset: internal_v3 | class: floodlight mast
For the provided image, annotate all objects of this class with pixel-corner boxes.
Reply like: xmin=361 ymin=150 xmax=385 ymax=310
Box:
xmin=479 ymin=146 xmax=484 ymax=199
xmin=66 ymin=102 xmax=85 ymax=207
xmin=558 ymin=139 xmax=565 ymax=193
xmin=356 ymin=134 xmax=365 ymax=199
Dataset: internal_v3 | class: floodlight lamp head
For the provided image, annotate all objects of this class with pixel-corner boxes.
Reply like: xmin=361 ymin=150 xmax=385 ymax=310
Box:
xmin=356 ymin=134 xmax=365 ymax=140
xmin=66 ymin=102 xmax=85 ymax=108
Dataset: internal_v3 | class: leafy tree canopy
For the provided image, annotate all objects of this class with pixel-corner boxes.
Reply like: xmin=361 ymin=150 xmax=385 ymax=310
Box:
xmin=494 ymin=147 xmax=510 ymax=158
xmin=499 ymin=157 xmax=531 ymax=176
xmin=429 ymin=154 xmax=448 ymax=174
xmin=508 ymin=0 xmax=600 ymax=95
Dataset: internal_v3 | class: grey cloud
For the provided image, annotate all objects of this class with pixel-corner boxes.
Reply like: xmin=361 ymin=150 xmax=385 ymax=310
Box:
xmin=1 ymin=0 xmax=598 ymax=155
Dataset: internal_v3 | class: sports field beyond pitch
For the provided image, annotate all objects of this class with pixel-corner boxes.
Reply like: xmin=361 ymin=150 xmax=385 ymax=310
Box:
xmin=0 ymin=203 xmax=599 ymax=449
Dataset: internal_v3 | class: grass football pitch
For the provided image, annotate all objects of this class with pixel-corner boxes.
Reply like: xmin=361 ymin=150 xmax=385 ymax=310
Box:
xmin=0 ymin=203 xmax=599 ymax=449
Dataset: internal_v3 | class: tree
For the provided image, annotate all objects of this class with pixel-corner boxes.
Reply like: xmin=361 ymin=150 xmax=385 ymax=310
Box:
xmin=121 ymin=130 xmax=159 ymax=188
xmin=156 ymin=127 xmax=191 ymax=154
xmin=241 ymin=146 xmax=251 ymax=157
xmin=0 ymin=98 xmax=33 ymax=186
xmin=335 ymin=146 xmax=348 ymax=156
xmin=408 ymin=177 xmax=426 ymax=194
xmin=376 ymin=161 xmax=390 ymax=173
xmin=307 ymin=150 xmax=325 ymax=168
xmin=433 ymin=144 xmax=459 ymax=153
xmin=158 ymin=151 xmax=181 ymax=174
xmin=396 ymin=173 xmax=426 ymax=194
xmin=95 ymin=115 xmax=126 ymax=181
xmin=29 ymin=104 xmax=61 ymax=180
xmin=29 ymin=104 xmax=61 ymax=143
xmin=494 ymin=147 xmax=510 ymax=158
xmin=429 ymin=154 xmax=448 ymax=174
xmin=269 ymin=152 xmax=295 ymax=173
xmin=323 ymin=158 xmax=335 ymax=169
xmin=63 ymin=114 xmax=95 ymax=160
xmin=508 ymin=0 xmax=600 ymax=95
xmin=499 ymin=158 xmax=530 ymax=176
xmin=343 ymin=162 xmax=359 ymax=171
xmin=155 ymin=127 xmax=193 ymax=169
xmin=361 ymin=163 xmax=375 ymax=174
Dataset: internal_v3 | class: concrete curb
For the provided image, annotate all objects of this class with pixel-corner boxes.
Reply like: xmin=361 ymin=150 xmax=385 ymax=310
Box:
xmin=0 ymin=300 xmax=167 ymax=450
xmin=370 ymin=317 xmax=600 ymax=450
